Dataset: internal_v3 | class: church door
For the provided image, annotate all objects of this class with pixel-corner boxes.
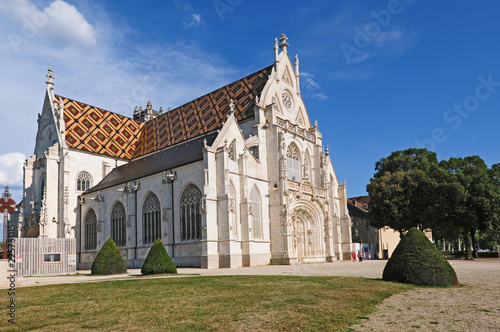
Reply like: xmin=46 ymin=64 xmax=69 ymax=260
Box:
xmin=291 ymin=205 xmax=324 ymax=261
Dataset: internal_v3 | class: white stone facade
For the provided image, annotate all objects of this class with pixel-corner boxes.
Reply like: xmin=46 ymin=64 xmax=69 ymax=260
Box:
xmin=22 ymin=35 xmax=352 ymax=268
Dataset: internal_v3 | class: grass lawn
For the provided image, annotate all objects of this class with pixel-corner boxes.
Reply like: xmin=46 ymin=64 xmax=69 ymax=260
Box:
xmin=2 ymin=275 xmax=412 ymax=331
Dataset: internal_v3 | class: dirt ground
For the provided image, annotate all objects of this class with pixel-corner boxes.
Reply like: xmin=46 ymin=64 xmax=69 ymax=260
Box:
xmin=350 ymin=259 xmax=500 ymax=332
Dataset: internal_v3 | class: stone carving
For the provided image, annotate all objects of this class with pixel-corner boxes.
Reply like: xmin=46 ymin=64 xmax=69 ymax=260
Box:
xmin=64 ymin=186 xmax=69 ymax=204
xmin=228 ymin=139 xmax=236 ymax=161
xmin=282 ymin=68 xmax=292 ymax=85
xmin=248 ymin=202 xmax=254 ymax=216
xmin=281 ymin=91 xmax=293 ymax=111
xmin=201 ymin=198 xmax=206 ymax=212
xmin=303 ymin=156 xmax=310 ymax=179
xmin=272 ymin=95 xmax=281 ymax=114
xmin=228 ymin=198 xmax=235 ymax=213
xmin=39 ymin=187 xmax=48 ymax=236
xmin=295 ymin=111 xmax=304 ymax=126
xmin=65 ymin=223 xmax=72 ymax=236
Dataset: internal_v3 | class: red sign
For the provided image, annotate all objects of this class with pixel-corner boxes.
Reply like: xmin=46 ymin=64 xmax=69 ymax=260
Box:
xmin=0 ymin=197 xmax=15 ymax=214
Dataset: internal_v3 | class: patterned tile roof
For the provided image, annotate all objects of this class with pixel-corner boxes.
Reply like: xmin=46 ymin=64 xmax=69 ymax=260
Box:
xmin=56 ymin=64 xmax=273 ymax=160
xmin=133 ymin=65 xmax=273 ymax=157
xmin=57 ymin=96 xmax=144 ymax=159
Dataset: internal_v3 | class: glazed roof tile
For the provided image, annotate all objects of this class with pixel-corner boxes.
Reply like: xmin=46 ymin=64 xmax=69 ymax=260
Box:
xmin=58 ymin=95 xmax=144 ymax=159
xmin=58 ymin=64 xmax=273 ymax=160
xmin=133 ymin=65 xmax=273 ymax=157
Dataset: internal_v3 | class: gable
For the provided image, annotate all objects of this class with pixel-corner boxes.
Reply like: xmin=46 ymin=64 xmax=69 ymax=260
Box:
xmin=58 ymin=95 xmax=144 ymax=159
xmin=34 ymin=92 xmax=59 ymax=157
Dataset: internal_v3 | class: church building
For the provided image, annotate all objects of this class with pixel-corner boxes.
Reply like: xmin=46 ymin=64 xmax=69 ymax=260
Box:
xmin=21 ymin=35 xmax=353 ymax=268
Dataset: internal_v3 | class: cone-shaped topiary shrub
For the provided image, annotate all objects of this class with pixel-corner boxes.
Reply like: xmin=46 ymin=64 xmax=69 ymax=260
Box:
xmin=141 ymin=238 xmax=177 ymax=275
xmin=91 ymin=238 xmax=127 ymax=275
xmin=383 ymin=228 xmax=459 ymax=286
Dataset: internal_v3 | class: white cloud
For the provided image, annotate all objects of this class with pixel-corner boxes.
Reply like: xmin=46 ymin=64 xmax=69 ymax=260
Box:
xmin=184 ymin=13 xmax=204 ymax=28
xmin=0 ymin=0 xmax=97 ymax=50
xmin=0 ymin=0 xmax=238 ymax=180
xmin=301 ymin=72 xmax=320 ymax=89
xmin=0 ymin=152 xmax=25 ymax=188
xmin=301 ymin=72 xmax=328 ymax=101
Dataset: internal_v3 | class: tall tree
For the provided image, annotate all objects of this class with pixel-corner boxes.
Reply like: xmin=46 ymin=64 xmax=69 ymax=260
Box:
xmin=367 ymin=148 xmax=441 ymax=235
xmin=438 ymin=156 xmax=494 ymax=259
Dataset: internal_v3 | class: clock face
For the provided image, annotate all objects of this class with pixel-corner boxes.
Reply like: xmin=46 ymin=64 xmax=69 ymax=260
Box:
xmin=281 ymin=91 xmax=293 ymax=111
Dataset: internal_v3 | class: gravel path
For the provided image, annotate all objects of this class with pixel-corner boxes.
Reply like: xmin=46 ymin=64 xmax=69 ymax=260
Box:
xmin=351 ymin=259 xmax=500 ymax=332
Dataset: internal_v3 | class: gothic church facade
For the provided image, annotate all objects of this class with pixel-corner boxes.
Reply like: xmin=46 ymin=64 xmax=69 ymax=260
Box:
xmin=22 ymin=35 xmax=353 ymax=268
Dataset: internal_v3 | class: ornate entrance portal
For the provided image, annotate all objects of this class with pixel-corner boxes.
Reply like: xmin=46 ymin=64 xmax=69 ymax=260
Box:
xmin=291 ymin=204 xmax=325 ymax=262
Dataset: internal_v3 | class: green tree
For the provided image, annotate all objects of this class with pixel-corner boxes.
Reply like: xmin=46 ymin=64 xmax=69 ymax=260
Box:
xmin=141 ymin=238 xmax=177 ymax=275
xmin=383 ymin=228 xmax=458 ymax=286
xmin=439 ymin=156 xmax=495 ymax=259
xmin=91 ymin=238 xmax=127 ymax=275
xmin=367 ymin=148 xmax=441 ymax=234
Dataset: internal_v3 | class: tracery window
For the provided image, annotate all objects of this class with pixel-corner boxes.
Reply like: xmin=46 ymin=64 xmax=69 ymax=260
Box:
xmin=111 ymin=202 xmax=126 ymax=247
xmin=250 ymin=186 xmax=262 ymax=239
xmin=180 ymin=184 xmax=202 ymax=241
xmin=142 ymin=193 xmax=161 ymax=244
xmin=85 ymin=209 xmax=97 ymax=250
xmin=77 ymin=172 xmax=91 ymax=192
xmin=286 ymin=143 xmax=301 ymax=181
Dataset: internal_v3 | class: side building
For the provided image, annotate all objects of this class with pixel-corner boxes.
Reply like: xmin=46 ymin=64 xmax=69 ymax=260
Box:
xmin=348 ymin=195 xmax=432 ymax=259
xmin=21 ymin=35 xmax=353 ymax=269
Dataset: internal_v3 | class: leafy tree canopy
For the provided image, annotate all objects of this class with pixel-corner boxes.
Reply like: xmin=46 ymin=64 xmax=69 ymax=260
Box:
xmin=367 ymin=149 xmax=500 ymax=259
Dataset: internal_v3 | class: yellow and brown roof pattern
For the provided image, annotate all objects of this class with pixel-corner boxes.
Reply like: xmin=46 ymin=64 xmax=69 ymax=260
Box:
xmin=58 ymin=95 xmax=144 ymax=159
xmin=57 ymin=64 xmax=273 ymax=160
xmin=133 ymin=65 xmax=273 ymax=158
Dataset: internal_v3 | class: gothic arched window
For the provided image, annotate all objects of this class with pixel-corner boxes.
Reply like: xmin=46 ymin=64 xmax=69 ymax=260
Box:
xmin=85 ymin=209 xmax=97 ymax=250
xmin=180 ymin=184 xmax=202 ymax=241
xmin=286 ymin=143 xmax=301 ymax=181
xmin=250 ymin=186 xmax=262 ymax=239
xmin=111 ymin=202 xmax=126 ymax=247
xmin=142 ymin=192 xmax=161 ymax=244
xmin=77 ymin=172 xmax=92 ymax=192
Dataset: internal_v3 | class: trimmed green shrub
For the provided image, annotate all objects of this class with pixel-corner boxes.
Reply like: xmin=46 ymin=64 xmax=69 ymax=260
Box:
xmin=383 ymin=228 xmax=459 ymax=286
xmin=141 ymin=238 xmax=177 ymax=275
xmin=91 ymin=238 xmax=127 ymax=275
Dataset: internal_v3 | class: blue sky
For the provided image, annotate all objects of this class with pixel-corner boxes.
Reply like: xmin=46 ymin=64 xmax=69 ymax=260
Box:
xmin=0 ymin=0 xmax=499 ymax=208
